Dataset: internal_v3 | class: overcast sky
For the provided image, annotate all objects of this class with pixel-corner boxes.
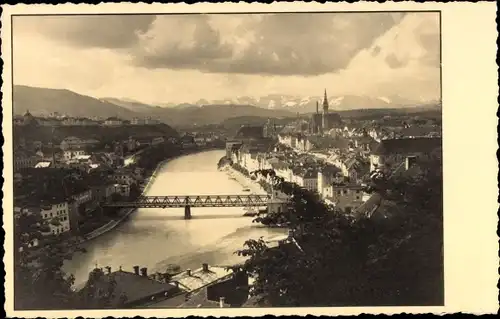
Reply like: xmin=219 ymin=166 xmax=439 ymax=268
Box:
xmin=13 ymin=12 xmax=440 ymax=105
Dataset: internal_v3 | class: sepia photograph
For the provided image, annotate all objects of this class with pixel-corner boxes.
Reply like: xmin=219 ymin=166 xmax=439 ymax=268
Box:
xmin=2 ymin=2 xmax=498 ymax=317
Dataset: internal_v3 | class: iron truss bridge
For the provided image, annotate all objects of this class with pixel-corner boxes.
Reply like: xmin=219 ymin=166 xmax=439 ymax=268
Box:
xmin=103 ymin=194 xmax=285 ymax=208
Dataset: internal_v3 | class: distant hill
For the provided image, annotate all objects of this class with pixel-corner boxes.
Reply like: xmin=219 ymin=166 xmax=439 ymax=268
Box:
xmin=166 ymin=104 xmax=295 ymax=128
xmin=13 ymin=85 xmax=138 ymax=120
xmin=100 ymin=97 xmax=164 ymax=114
xmin=14 ymin=86 xmax=297 ymax=129
xmin=14 ymin=86 xmax=439 ymax=131
xmin=98 ymin=98 xmax=297 ymax=128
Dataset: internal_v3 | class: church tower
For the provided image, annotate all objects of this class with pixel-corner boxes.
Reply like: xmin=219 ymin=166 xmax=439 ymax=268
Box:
xmin=323 ymin=89 xmax=329 ymax=114
xmin=322 ymin=89 xmax=329 ymax=132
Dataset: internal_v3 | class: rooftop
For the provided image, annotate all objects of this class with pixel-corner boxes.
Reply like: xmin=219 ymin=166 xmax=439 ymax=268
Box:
xmin=171 ymin=265 xmax=233 ymax=292
xmin=79 ymin=268 xmax=177 ymax=306
xmin=178 ymin=287 xmax=229 ymax=308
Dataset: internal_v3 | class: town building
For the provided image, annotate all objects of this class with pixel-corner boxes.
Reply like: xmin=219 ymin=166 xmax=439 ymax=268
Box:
xmin=39 ymin=199 xmax=71 ymax=235
xmin=317 ymin=165 xmax=342 ymax=198
xmin=131 ymin=117 xmax=145 ymax=125
xmin=61 ymin=117 xmax=99 ymax=126
xmin=293 ymin=169 xmax=318 ymax=192
xmin=60 ymin=136 xmax=100 ymax=150
xmin=112 ymin=183 xmax=131 ymax=198
xmin=323 ymin=184 xmax=370 ymax=213
xmin=309 ymin=90 xmax=342 ymax=134
xmin=180 ymin=134 xmax=196 ymax=148
xmin=15 ymin=110 xmax=37 ymax=126
xmin=263 ymin=119 xmax=284 ymax=138
xmin=144 ymin=117 xmax=160 ymax=125
xmin=63 ymin=149 xmax=87 ymax=161
xmin=112 ymin=169 xmax=138 ymax=186
xmin=14 ymin=148 xmax=39 ymax=171
xmin=103 ymin=117 xmax=123 ymax=126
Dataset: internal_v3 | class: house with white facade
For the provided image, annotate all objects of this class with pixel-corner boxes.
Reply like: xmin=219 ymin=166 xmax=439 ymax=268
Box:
xmin=104 ymin=117 xmax=124 ymax=126
xmin=39 ymin=199 xmax=71 ymax=235
xmin=293 ymin=169 xmax=318 ymax=192
xmin=323 ymin=184 xmax=370 ymax=213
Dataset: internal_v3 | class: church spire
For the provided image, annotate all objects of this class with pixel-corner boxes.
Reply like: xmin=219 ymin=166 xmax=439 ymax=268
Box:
xmin=323 ymin=89 xmax=329 ymax=114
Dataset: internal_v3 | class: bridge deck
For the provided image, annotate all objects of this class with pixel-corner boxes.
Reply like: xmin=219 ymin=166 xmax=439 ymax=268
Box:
xmin=103 ymin=194 xmax=286 ymax=208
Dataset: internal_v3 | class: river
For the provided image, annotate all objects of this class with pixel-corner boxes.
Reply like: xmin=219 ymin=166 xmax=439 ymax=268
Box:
xmin=63 ymin=150 xmax=287 ymax=287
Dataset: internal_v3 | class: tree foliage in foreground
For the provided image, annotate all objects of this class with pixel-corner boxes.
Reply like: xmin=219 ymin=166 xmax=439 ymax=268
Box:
xmin=233 ymin=159 xmax=443 ymax=307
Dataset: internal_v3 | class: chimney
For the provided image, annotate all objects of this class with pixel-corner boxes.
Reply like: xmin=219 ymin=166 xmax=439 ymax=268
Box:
xmin=186 ymin=269 xmax=192 ymax=276
xmin=219 ymin=297 xmax=225 ymax=308
xmin=140 ymin=267 xmax=148 ymax=277
xmin=202 ymin=263 xmax=209 ymax=272
xmin=133 ymin=265 xmax=140 ymax=275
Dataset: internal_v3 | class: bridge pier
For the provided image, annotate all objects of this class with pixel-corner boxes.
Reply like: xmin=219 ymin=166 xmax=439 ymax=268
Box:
xmin=184 ymin=205 xmax=192 ymax=220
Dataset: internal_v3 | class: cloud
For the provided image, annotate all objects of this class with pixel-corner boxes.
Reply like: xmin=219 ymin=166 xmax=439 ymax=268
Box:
xmin=16 ymin=13 xmax=406 ymax=76
xmin=133 ymin=15 xmax=233 ymax=70
xmin=133 ymin=13 xmax=405 ymax=76
xmin=14 ymin=15 xmax=154 ymax=49
xmin=335 ymin=12 xmax=441 ymax=101
xmin=12 ymin=12 xmax=441 ymax=103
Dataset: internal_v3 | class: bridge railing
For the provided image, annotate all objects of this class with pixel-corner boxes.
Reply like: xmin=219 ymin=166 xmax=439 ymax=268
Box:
xmin=103 ymin=194 xmax=285 ymax=208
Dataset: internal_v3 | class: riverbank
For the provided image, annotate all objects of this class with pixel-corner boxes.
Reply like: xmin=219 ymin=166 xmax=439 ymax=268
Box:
xmin=223 ymin=165 xmax=267 ymax=195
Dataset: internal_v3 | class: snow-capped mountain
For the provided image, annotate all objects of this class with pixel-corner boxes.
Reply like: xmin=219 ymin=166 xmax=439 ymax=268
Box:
xmin=189 ymin=93 xmax=433 ymax=114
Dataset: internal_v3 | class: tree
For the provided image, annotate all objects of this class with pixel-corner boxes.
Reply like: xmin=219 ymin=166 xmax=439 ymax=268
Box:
xmin=14 ymin=210 xmax=79 ymax=309
xmin=234 ymin=160 xmax=443 ymax=307
xmin=129 ymin=182 xmax=141 ymax=200
xmin=14 ymin=208 xmax=119 ymax=309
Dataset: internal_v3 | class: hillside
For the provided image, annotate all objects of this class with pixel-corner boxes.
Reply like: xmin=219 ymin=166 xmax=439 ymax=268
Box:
xmin=13 ymin=85 xmax=138 ymax=119
xmin=167 ymin=104 xmax=295 ymax=127
xmin=97 ymin=98 xmax=296 ymax=128
xmin=14 ymin=123 xmax=179 ymax=145
xmin=100 ymin=97 xmax=164 ymax=114
xmin=14 ymin=85 xmax=439 ymax=130
xmin=14 ymin=86 xmax=297 ymax=128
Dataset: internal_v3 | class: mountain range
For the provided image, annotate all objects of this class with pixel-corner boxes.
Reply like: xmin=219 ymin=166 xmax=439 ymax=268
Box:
xmin=189 ymin=94 xmax=436 ymax=113
xmin=13 ymin=85 xmax=296 ymax=128
xmin=13 ymin=85 xmax=440 ymax=128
